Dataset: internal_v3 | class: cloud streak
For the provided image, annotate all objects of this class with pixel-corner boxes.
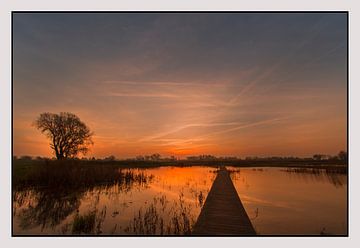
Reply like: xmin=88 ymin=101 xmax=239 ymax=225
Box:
xmin=140 ymin=122 xmax=243 ymax=142
xmin=106 ymin=92 xmax=181 ymax=98
xmin=13 ymin=13 xmax=347 ymax=157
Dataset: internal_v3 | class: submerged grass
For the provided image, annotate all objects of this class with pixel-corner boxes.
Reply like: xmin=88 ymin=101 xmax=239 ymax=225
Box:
xmin=124 ymin=192 xmax=195 ymax=235
xmin=13 ymin=160 xmax=154 ymax=231
xmin=72 ymin=211 xmax=96 ymax=234
xmin=71 ymin=207 xmax=107 ymax=234
xmin=282 ymin=167 xmax=347 ymax=187
xmin=283 ymin=166 xmax=347 ymax=174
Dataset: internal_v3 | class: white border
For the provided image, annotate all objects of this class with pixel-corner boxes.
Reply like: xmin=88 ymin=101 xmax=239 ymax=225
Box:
xmin=1 ymin=0 xmax=359 ymax=247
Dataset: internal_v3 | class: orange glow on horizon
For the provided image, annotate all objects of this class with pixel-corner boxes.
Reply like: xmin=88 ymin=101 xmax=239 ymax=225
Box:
xmin=13 ymin=14 xmax=347 ymax=159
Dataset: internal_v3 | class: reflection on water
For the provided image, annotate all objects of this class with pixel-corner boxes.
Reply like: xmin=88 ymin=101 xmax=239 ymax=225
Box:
xmin=124 ymin=191 xmax=194 ymax=235
xmin=13 ymin=166 xmax=347 ymax=235
xmin=281 ymin=167 xmax=346 ymax=188
xmin=14 ymin=189 xmax=81 ymax=230
xmin=229 ymin=167 xmax=347 ymax=235
xmin=13 ymin=168 xmax=154 ymax=233
xmin=13 ymin=166 xmax=216 ymax=235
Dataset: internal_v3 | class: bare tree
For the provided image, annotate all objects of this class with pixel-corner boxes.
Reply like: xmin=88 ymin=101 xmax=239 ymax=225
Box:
xmin=34 ymin=112 xmax=93 ymax=160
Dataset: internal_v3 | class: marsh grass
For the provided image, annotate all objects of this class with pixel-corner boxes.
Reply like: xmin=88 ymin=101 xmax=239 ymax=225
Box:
xmin=72 ymin=210 xmax=96 ymax=234
xmin=282 ymin=167 xmax=347 ymax=187
xmin=13 ymin=160 xmax=153 ymax=191
xmin=283 ymin=167 xmax=347 ymax=174
xmin=15 ymin=189 xmax=82 ymax=230
xmin=124 ymin=192 xmax=195 ymax=235
xmin=71 ymin=207 xmax=107 ymax=234
xmin=13 ymin=165 xmax=214 ymax=235
xmin=13 ymin=162 xmax=154 ymax=231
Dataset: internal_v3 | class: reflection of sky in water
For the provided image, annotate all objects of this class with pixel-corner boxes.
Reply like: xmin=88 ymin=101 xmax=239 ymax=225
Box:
xmin=228 ymin=167 xmax=347 ymax=235
xmin=13 ymin=166 xmax=346 ymax=235
xmin=13 ymin=166 xmax=217 ymax=235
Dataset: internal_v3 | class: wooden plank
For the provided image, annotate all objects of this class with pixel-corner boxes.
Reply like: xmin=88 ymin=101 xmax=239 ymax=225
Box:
xmin=192 ymin=166 xmax=256 ymax=235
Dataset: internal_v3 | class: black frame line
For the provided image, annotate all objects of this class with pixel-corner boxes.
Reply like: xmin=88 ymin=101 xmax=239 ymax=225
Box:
xmin=11 ymin=10 xmax=349 ymax=238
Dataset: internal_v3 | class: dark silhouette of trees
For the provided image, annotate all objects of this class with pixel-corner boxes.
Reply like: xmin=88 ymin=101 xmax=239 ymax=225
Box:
xmin=150 ymin=153 xmax=161 ymax=161
xmin=313 ymin=154 xmax=327 ymax=161
xmin=34 ymin=112 xmax=93 ymax=160
xmin=338 ymin=151 xmax=347 ymax=162
xmin=104 ymin=155 xmax=116 ymax=161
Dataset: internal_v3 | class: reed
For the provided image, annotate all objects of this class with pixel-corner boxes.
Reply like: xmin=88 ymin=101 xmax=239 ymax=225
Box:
xmin=13 ymin=160 xmax=153 ymax=191
xmin=125 ymin=192 xmax=195 ymax=235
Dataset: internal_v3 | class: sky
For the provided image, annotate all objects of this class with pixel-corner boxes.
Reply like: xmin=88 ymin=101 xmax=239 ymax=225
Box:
xmin=13 ymin=13 xmax=347 ymax=158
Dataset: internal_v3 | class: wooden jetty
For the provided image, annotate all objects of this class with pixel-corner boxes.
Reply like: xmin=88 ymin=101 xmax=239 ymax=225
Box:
xmin=192 ymin=166 xmax=256 ymax=235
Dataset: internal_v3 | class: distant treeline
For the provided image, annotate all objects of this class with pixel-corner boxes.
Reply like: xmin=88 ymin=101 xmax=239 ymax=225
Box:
xmin=13 ymin=151 xmax=347 ymax=166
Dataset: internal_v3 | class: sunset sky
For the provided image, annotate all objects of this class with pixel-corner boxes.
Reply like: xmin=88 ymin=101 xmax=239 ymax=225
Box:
xmin=13 ymin=13 xmax=347 ymax=158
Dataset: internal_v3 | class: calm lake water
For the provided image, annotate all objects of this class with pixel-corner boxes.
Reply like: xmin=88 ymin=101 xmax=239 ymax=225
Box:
xmin=13 ymin=166 xmax=347 ymax=235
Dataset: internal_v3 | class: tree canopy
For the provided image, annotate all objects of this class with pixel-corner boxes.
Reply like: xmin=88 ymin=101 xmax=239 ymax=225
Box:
xmin=34 ymin=112 xmax=93 ymax=160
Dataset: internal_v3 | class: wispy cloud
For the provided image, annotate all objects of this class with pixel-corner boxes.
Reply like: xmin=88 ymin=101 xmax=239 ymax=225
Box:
xmin=101 ymin=80 xmax=222 ymax=86
xmin=139 ymin=122 xmax=243 ymax=142
xmin=198 ymin=116 xmax=291 ymax=138
xmin=155 ymin=138 xmax=206 ymax=146
xmin=106 ymin=92 xmax=181 ymax=98
xmin=172 ymin=117 xmax=292 ymax=147
xmin=139 ymin=117 xmax=290 ymax=149
xmin=13 ymin=14 xmax=346 ymax=157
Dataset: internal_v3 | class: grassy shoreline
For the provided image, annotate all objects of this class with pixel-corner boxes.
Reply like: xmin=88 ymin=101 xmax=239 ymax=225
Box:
xmin=13 ymin=158 xmax=347 ymax=189
xmin=13 ymin=157 xmax=348 ymax=167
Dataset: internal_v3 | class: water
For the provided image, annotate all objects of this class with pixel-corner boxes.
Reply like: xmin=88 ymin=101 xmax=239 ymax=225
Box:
xmin=229 ymin=167 xmax=347 ymax=235
xmin=12 ymin=166 xmax=347 ymax=235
